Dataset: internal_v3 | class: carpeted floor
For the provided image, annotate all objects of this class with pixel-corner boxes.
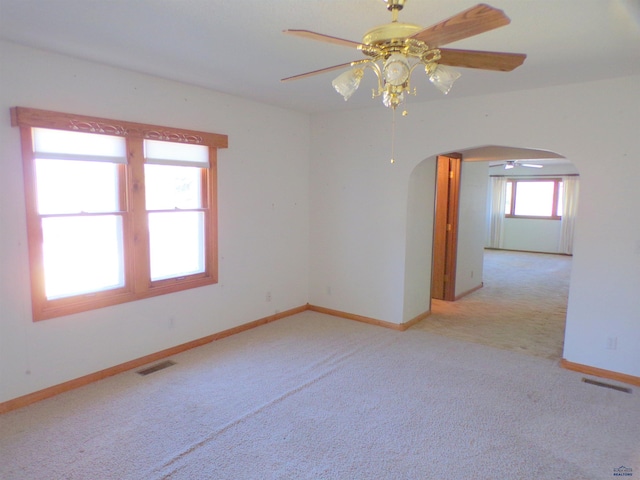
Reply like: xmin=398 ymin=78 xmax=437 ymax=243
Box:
xmin=1 ymin=311 xmax=637 ymax=480
xmin=413 ymin=249 xmax=571 ymax=360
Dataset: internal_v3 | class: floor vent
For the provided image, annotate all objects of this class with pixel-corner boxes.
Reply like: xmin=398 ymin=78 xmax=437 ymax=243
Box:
xmin=582 ymin=377 xmax=632 ymax=393
xmin=137 ymin=360 xmax=176 ymax=376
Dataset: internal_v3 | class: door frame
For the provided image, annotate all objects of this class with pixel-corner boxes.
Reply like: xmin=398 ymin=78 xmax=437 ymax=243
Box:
xmin=431 ymin=154 xmax=461 ymax=301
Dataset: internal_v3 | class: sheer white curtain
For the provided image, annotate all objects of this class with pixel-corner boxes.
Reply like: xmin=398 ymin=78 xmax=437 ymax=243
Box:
xmin=559 ymin=175 xmax=580 ymax=254
xmin=486 ymin=176 xmax=507 ymax=248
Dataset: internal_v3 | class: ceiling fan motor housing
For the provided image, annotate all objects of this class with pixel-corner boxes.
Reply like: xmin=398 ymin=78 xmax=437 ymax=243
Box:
xmin=362 ymin=22 xmax=422 ymax=47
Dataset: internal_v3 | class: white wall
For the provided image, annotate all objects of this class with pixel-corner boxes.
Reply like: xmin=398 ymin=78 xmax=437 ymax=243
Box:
xmin=455 ymin=161 xmax=488 ymax=298
xmin=501 ymin=218 xmax=561 ymax=253
xmin=308 ymin=108 xmax=413 ymax=324
xmin=310 ymin=74 xmax=640 ymax=378
xmin=0 ymin=41 xmax=310 ymax=403
xmin=402 ymin=159 xmax=435 ymax=323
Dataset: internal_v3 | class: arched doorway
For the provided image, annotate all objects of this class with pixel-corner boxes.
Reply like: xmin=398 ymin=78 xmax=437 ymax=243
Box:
xmin=405 ymin=145 xmax=580 ymax=360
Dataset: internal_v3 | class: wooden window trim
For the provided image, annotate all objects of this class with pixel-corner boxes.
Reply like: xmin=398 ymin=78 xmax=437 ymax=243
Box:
xmin=11 ymin=107 xmax=228 ymax=321
xmin=10 ymin=107 xmax=228 ymax=148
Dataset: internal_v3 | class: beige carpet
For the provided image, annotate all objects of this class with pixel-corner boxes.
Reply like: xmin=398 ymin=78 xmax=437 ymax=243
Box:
xmin=1 ymin=311 xmax=638 ymax=479
xmin=413 ymin=249 xmax=571 ymax=361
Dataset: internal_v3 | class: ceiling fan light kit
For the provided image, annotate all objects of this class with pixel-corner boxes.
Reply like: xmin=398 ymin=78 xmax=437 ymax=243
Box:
xmin=428 ymin=64 xmax=462 ymax=95
xmin=283 ymin=1 xmax=526 ymax=163
xmin=333 ymin=22 xmax=457 ymax=109
xmin=331 ymin=68 xmax=364 ymax=101
xmin=283 ymin=1 xmax=526 ymax=111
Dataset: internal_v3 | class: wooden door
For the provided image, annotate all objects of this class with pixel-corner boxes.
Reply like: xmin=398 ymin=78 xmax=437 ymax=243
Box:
xmin=431 ymin=154 xmax=461 ymax=301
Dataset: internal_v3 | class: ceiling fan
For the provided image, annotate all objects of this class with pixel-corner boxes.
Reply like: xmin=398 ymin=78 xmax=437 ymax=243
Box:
xmin=490 ymin=160 xmax=543 ymax=170
xmin=281 ymin=0 xmax=527 ymax=110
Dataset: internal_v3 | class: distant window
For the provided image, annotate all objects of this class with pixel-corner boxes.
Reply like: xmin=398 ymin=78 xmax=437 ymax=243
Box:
xmin=505 ymin=178 xmax=562 ymax=219
xmin=12 ymin=107 xmax=227 ymax=320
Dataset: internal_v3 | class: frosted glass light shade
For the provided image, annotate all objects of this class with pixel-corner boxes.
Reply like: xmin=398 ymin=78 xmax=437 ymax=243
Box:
xmin=383 ymin=54 xmax=410 ymax=86
xmin=428 ymin=65 xmax=461 ymax=95
xmin=332 ymin=68 xmax=364 ymax=101
xmin=382 ymin=90 xmax=405 ymax=108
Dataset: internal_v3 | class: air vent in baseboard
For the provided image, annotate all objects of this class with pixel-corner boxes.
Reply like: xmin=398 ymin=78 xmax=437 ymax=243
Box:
xmin=582 ymin=377 xmax=632 ymax=393
xmin=137 ymin=360 xmax=176 ymax=376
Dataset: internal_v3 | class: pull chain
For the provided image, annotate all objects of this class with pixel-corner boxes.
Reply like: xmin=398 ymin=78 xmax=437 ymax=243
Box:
xmin=390 ymin=107 xmax=396 ymax=164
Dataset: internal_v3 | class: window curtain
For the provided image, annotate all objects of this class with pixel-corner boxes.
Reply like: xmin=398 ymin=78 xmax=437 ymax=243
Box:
xmin=559 ymin=176 xmax=580 ymax=254
xmin=486 ymin=176 xmax=507 ymax=248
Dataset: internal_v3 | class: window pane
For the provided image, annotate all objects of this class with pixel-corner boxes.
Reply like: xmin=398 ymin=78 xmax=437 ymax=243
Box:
xmin=148 ymin=211 xmax=205 ymax=281
xmin=514 ymin=181 xmax=555 ymax=216
xmin=144 ymin=164 xmax=202 ymax=210
xmin=35 ymin=159 xmax=119 ymax=215
xmin=42 ymin=215 xmax=125 ymax=299
xmin=33 ymin=127 xmax=126 ymax=162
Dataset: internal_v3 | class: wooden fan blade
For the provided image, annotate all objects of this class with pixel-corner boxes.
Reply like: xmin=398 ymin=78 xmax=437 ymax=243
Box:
xmin=439 ymin=48 xmax=526 ymax=71
xmin=281 ymin=62 xmax=355 ymax=82
xmin=283 ymin=30 xmax=363 ymax=49
xmin=411 ymin=4 xmax=511 ymax=47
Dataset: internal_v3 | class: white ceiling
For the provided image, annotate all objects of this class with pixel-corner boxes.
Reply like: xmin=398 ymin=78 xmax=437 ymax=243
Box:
xmin=1 ymin=0 xmax=639 ymax=114
xmin=459 ymin=145 xmax=572 ymax=168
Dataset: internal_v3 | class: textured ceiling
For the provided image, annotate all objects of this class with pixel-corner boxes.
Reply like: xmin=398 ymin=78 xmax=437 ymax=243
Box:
xmin=1 ymin=0 xmax=639 ymax=113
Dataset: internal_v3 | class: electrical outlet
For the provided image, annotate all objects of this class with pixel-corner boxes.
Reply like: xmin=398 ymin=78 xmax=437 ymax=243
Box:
xmin=266 ymin=291 xmax=272 ymax=302
xmin=606 ymin=337 xmax=617 ymax=350
xmin=168 ymin=316 xmax=175 ymax=329
xmin=326 ymin=286 xmax=332 ymax=295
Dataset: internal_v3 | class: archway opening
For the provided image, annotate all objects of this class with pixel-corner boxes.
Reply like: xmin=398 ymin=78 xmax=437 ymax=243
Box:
xmin=405 ymin=145 xmax=580 ymax=360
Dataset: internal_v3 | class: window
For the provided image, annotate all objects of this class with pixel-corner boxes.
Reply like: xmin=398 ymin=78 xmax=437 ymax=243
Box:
xmin=505 ymin=178 xmax=562 ymax=219
xmin=12 ymin=107 xmax=228 ymax=320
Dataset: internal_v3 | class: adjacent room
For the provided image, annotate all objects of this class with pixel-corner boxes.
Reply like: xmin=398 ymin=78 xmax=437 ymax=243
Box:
xmin=1 ymin=1 xmax=639 ymax=478
xmin=418 ymin=153 xmax=579 ymax=359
